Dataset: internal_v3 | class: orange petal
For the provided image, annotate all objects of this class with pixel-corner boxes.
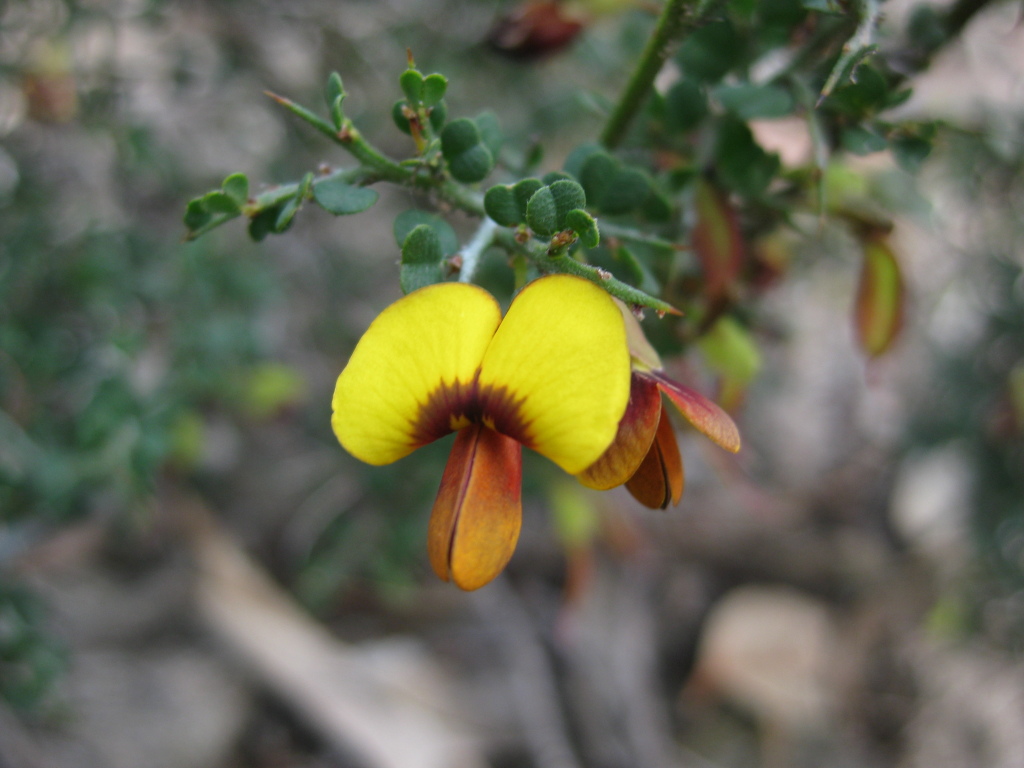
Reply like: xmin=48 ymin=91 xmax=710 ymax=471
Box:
xmin=854 ymin=237 xmax=904 ymax=358
xmin=625 ymin=407 xmax=684 ymax=509
xmin=577 ymin=371 xmax=661 ymax=490
xmin=653 ymin=372 xmax=741 ymax=453
xmin=427 ymin=424 xmax=522 ymax=591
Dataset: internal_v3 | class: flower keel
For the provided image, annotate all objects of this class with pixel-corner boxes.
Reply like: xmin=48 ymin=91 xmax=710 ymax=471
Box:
xmin=428 ymin=424 xmax=523 ymax=591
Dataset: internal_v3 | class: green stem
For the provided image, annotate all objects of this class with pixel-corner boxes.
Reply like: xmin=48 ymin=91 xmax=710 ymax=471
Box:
xmin=599 ymin=0 xmax=702 ymax=150
xmin=492 ymin=229 xmax=680 ymax=314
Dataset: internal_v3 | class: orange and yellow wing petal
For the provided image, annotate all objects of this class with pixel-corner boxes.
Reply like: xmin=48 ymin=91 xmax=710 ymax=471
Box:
xmin=332 ymin=283 xmax=501 ymax=465
xmin=577 ymin=371 xmax=661 ymax=490
xmin=478 ymin=275 xmax=631 ymax=475
xmin=653 ymin=372 xmax=741 ymax=454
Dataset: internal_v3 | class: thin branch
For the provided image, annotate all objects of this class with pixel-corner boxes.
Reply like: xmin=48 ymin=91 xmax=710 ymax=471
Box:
xmin=600 ymin=0 xmax=703 ymax=150
xmin=458 ymin=218 xmax=499 ymax=283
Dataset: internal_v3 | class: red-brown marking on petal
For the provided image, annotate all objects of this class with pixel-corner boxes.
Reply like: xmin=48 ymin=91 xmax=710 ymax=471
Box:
xmin=651 ymin=371 xmax=741 ymax=453
xmin=625 ymin=407 xmax=684 ymax=509
xmin=577 ymin=371 xmax=661 ymax=490
xmin=427 ymin=424 xmax=523 ymax=591
xmin=411 ymin=378 xmax=533 ymax=448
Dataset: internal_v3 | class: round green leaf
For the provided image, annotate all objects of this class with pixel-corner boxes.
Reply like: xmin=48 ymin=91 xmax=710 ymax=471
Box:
xmin=600 ymin=168 xmax=650 ymax=215
xmin=526 ymin=186 xmax=558 ymax=236
xmin=393 ymin=210 xmax=459 ymax=255
xmin=400 ymin=224 xmax=445 ymax=293
xmin=475 ymin=111 xmax=503 ymax=157
xmin=184 ymin=198 xmax=212 ymax=231
xmin=842 ymin=125 xmax=888 ymax=156
xmin=222 ymin=173 xmax=249 ymax=206
xmin=713 ymin=83 xmax=793 ymax=120
xmin=512 ymin=178 xmax=544 ymax=219
xmin=565 ymin=209 xmax=599 ymax=248
xmin=421 ymin=73 xmax=448 ymax=107
xmin=448 ymin=144 xmax=494 ymax=183
xmin=665 ymin=80 xmax=707 ymax=132
xmin=429 ymin=101 xmax=447 ymax=131
xmin=579 ymin=152 xmax=617 ymax=210
xmin=392 ymin=100 xmax=412 ymax=134
xmin=548 ymin=179 xmax=586 ymax=223
xmin=400 ymin=69 xmax=424 ymax=103
xmin=441 ymin=118 xmax=483 ymax=158
xmin=202 ymin=190 xmax=241 ymax=215
xmin=484 ymin=185 xmax=521 ymax=227
xmin=312 ymin=178 xmax=379 ymax=215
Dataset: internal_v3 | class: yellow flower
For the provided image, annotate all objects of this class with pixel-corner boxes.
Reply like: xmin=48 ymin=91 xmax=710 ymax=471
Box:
xmin=332 ymin=275 xmax=631 ymax=590
xmin=578 ymin=305 xmax=741 ymax=508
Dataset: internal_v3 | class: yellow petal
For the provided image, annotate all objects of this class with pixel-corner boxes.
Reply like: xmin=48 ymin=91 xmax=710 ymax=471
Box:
xmin=428 ymin=425 xmax=522 ymax=591
xmin=625 ymin=406 xmax=684 ymax=509
xmin=577 ymin=371 xmax=661 ymax=490
xmin=653 ymin=372 xmax=742 ymax=453
xmin=478 ymin=275 xmax=630 ymax=474
xmin=332 ymin=283 xmax=501 ymax=465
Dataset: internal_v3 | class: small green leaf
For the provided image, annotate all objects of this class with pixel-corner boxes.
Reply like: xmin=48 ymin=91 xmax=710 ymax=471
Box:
xmin=664 ymin=80 xmax=707 ymax=132
xmin=330 ymin=94 xmax=346 ymax=131
xmin=676 ymin=20 xmax=741 ymax=82
xmin=184 ymin=198 xmax=212 ymax=231
xmin=399 ymin=69 xmax=424 ymax=103
xmin=441 ymin=119 xmax=494 ymax=182
xmin=513 ymin=178 xmax=544 ymax=219
xmin=715 ymin=118 xmax=780 ymax=197
xmin=713 ymin=83 xmax=794 ymax=119
xmin=448 ymin=144 xmax=494 ymax=183
xmin=641 ymin=188 xmax=672 ymax=222
xmin=802 ymin=0 xmax=843 ymax=13
xmin=274 ymin=195 xmax=302 ymax=233
xmin=222 ymin=173 xmax=249 ymax=206
xmin=442 ymin=118 xmax=482 ymax=157
xmin=393 ymin=210 xmax=459 ymax=255
xmin=202 ymin=190 xmax=241 ymax=215
xmin=565 ymin=209 xmax=599 ymax=248
xmin=400 ymin=224 xmax=445 ymax=293
xmin=579 ymin=152 xmax=617 ymax=210
xmin=429 ymin=100 xmax=447 ymax=131
xmin=563 ymin=143 xmax=602 ymax=179
xmin=312 ymin=178 xmax=379 ymax=215
xmin=548 ymin=179 xmax=586 ymax=223
xmin=325 ymin=72 xmax=345 ymax=107
xmin=891 ymin=134 xmax=932 ymax=173
xmin=421 ymin=73 xmax=447 ymax=107
xmin=697 ymin=316 xmax=761 ymax=384
xmin=484 ymin=185 xmax=521 ymax=227
xmin=541 ymin=170 xmax=574 ymax=186
xmin=392 ymin=100 xmax=412 ymax=134
xmin=248 ymin=206 xmax=281 ymax=242
xmin=842 ymin=125 xmax=888 ymax=155
xmin=475 ymin=111 xmax=503 ymax=157
xmin=599 ymin=168 xmax=650 ymax=215
xmin=526 ymin=186 xmax=558 ymax=236
xmin=828 ymin=65 xmax=889 ymax=116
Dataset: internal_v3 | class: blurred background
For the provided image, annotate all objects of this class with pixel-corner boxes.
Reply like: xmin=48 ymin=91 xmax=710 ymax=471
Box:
xmin=1 ymin=1 xmax=1023 ymax=767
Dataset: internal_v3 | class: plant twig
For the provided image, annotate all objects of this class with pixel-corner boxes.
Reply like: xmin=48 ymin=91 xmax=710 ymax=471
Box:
xmin=458 ymin=218 xmax=499 ymax=283
xmin=599 ymin=0 xmax=703 ymax=150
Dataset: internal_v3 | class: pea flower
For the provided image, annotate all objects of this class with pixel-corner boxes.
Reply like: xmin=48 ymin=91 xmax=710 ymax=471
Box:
xmin=578 ymin=305 xmax=741 ymax=508
xmin=332 ymin=275 xmax=630 ymax=590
